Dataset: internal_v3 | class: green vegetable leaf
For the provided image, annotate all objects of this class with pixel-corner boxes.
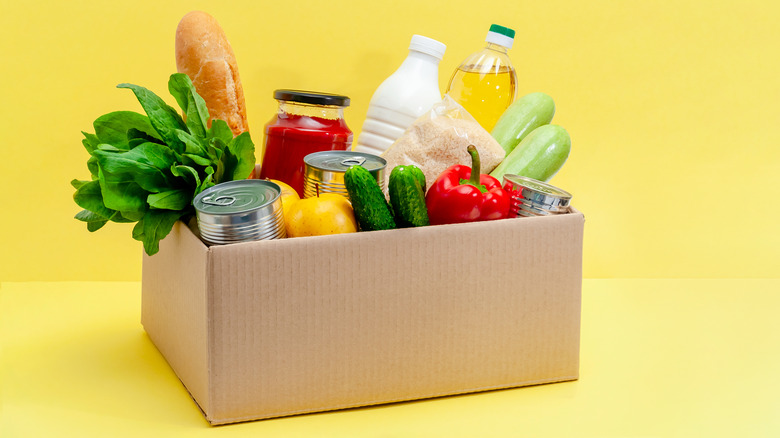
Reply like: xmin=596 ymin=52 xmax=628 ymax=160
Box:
xmin=171 ymin=164 xmax=201 ymax=188
xmin=147 ymin=189 xmax=191 ymax=210
xmin=127 ymin=127 xmax=164 ymax=149
xmin=82 ymin=133 xmax=101 ymax=179
xmin=132 ymin=209 xmax=182 ymax=255
xmin=208 ymin=136 xmax=226 ymax=159
xmin=71 ymin=179 xmax=89 ymax=190
xmin=223 ymin=132 xmax=256 ymax=181
xmin=86 ymin=156 xmax=99 ymax=180
xmin=182 ymin=153 xmax=212 ymax=167
xmin=176 ymin=129 xmax=207 ymax=156
xmin=73 ymin=179 xmax=118 ymax=220
xmin=197 ymin=169 xmax=215 ymax=194
xmin=117 ymin=83 xmax=187 ymax=153
xmin=168 ymin=73 xmax=210 ymax=139
xmin=97 ymin=167 xmax=148 ymax=221
xmin=208 ymin=119 xmax=234 ymax=144
xmin=73 ymin=74 xmax=258 ymax=256
xmin=74 ymin=209 xmax=109 ymax=232
xmin=82 ymin=132 xmax=100 ymax=154
xmin=94 ymin=142 xmax=177 ymax=193
xmin=97 ymin=144 xmax=123 ymax=152
xmin=94 ymin=111 xmax=157 ymax=151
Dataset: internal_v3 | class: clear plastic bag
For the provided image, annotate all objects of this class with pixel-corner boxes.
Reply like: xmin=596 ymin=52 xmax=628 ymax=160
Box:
xmin=380 ymin=95 xmax=506 ymax=191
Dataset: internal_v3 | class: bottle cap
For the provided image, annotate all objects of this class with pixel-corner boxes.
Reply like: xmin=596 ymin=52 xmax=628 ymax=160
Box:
xmin=485 ymin=24 xmax=515 ymax=49
xmin=408 ymin=35 xmax=446 ymax=60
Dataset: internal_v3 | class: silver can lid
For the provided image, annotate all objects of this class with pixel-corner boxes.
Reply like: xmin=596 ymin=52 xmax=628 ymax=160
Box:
xmin=304 ymin=151 xmax=386 ymax=173
xmin=193 ymin=180 xmax=281 ymax=215
xmin=503 ymin=174 xmax=572 ymax=211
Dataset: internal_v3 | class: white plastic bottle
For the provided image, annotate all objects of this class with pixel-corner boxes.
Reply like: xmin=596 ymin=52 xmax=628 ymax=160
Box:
xmin=354 ymin=35 xmax=446 ymax=156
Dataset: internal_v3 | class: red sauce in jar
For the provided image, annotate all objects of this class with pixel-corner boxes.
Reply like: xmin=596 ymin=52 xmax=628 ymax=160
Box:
xmin=258 ymin=90 xmax=353 ymax=198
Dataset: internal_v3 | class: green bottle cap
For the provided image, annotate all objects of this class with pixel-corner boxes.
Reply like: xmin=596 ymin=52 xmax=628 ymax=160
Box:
xmin=486 ymin=24 xmax=515 ymax=49
xmin=489 ymin=24 xmax=515 ymax=39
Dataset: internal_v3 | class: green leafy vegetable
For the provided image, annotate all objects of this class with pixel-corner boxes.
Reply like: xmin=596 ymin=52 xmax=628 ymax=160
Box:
xmin=72 ymin=73 xmax=256 ymax=255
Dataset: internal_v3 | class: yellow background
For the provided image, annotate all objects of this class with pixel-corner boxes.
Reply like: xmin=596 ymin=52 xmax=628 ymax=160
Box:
xmin=3 ymin=280 xmax=779 ymax=435
xmin=1 ymin=0 xmax=778 ymax=281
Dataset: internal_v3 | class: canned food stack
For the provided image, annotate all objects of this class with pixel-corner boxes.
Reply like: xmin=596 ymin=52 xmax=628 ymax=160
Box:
xmin=502 ymin=174 xmax=572 ymax=217
xmin=193 ymin=180 xmax=286 ymax=245
xmin=303 ymin=151 xmax=387 ymax=199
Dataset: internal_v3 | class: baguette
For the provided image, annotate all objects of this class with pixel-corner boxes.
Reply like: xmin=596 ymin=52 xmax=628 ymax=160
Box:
xmin=175 ymin=11 xmax=248 ymax=136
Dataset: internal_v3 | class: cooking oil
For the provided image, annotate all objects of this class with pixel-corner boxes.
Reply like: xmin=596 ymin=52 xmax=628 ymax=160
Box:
xmin=445 ymin=24 xmax=518 ymax=132
xmin=447 ymin=61 xmax=517 ymax=132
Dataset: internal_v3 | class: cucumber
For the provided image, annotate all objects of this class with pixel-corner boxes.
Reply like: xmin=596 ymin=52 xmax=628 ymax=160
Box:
xmin=388 ymin=165 xmax=429 ymax=228
xmin=344 ymin=165 xmax=396 ymax=231
xmin=491 ymin=92 xmax=555 ymax=155
xmin=489 ymin=124 xmax=571 ymax=183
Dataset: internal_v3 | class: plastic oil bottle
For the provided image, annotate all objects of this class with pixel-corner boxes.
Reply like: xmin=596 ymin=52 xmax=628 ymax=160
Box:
xmin=354 ymin=35 xmax=446 ymax=156
xmin=445 ymin=24 xmax=518 ymax=132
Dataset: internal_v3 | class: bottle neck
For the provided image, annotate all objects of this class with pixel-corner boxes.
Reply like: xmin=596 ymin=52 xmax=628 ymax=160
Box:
xmin=396 ymin=50 xmax=442 ymax=83
xmin=403 ymin=50 xmax=442 ymax=66
xmin=485 ymin=42 xmax=509 ymax=54
xmin=278 ymin=101 xmax=345 ymax=120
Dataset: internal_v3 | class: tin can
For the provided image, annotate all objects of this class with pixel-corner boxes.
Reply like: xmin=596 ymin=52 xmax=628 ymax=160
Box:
xmin=502 ymin=174 xmax=572 ymax=218
xmin=303 ymin=151 xmax=387 ymax=198
xmin=193 ymin=180 xmax=286 ymax=245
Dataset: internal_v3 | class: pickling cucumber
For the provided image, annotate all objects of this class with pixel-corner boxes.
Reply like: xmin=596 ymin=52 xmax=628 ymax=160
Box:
xmin=489 ymin=124 xmax=571 ymax=183
xmin=344 ymin=165 xmax=396 ymax=231
xmin=491 ymin=92 xmax=555 ymax=155
xmin=388 ymin=165 xmax=429 ymax=228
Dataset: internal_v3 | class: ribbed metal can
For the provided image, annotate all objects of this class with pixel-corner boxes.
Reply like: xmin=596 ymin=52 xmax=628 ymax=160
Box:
xmin=502 ymin=174 xmax=572 ymax=218
xmin=193 ymin=180 xmax=286 ymax=245
xmin=303 ymin=151 xmax=386 ymax=198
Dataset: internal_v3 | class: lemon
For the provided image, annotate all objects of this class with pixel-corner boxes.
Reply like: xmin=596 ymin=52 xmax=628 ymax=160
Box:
xmin=285 ymin=194 xmax=358 ymax=237
xmin=267 ymin=179 xmax=300 ymax=220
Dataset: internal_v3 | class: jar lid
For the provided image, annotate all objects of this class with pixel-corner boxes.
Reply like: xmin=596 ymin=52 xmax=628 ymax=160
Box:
xmin=486 ymin=24 xmax=515 ymax=49
xmin=273 ymin=89 xmax=351 ymax=107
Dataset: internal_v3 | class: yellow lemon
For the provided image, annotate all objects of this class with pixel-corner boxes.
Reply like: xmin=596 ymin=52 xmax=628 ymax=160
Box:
xmin=267 ymin=179 xmax=300 ymax=221
xmin=286 ymin=194 xmax=358 ymax=237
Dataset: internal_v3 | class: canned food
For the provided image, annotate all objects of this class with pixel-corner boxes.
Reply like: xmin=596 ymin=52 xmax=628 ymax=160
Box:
xmin=193 ymin=180 xmax=286 ymax=245
xmin=303 ymin=151 xmax=387 ymax=198
xmin=502 ymin=174 xmax=572 ymax=218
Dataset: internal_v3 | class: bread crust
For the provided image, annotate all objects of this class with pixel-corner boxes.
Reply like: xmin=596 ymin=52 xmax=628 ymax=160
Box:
xmin=175 ymin=11 xmax=248 ymax=136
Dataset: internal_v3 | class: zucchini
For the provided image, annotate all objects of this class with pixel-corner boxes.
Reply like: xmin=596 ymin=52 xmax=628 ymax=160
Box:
xmin=491 ymin=92 xmax=555 ymax=155
xmin=388 ymin=165 xmax=429 ymax=228
xmin=344 ymin=165 xmax=396 ymax=231
xmin=489 ymin=124 xmax=571 ymax=183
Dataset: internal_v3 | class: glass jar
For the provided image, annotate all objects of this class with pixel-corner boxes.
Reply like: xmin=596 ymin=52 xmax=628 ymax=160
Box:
xmin=258 ymin=90 xmax=353 ymax=198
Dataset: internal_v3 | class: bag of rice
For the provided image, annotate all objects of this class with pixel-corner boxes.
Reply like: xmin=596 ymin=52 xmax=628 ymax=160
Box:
xmin=380 ymin=95 xmax=506 ymax=191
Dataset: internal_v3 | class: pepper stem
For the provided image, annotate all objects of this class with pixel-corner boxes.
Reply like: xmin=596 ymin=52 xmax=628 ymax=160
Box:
xmin=467 ymin=145 xmax=481 ymax=185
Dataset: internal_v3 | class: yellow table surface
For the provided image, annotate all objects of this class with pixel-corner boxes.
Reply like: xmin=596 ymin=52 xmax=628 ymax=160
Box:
xmin=1 ymin=280 xmax=778 ymax=437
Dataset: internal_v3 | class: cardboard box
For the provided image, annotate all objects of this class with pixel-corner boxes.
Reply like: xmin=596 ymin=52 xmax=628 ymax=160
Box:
xmin=141 ymin=209 xmax=585 ymax=425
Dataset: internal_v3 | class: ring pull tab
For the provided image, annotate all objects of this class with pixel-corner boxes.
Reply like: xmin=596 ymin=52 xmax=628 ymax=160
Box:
xmin=202 ymin=195 xmax=236 ymax=206
xmin=341 ymin=156 xmax=367 ymax=167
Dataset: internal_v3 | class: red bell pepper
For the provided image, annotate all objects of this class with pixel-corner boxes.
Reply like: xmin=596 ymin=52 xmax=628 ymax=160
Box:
xmin=425 ymin=145 xmax=510 ymax=225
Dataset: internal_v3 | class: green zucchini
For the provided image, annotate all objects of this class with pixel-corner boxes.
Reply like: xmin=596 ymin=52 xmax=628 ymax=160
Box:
xmin=344 ymin=165 xmax=396 ymax=231
xmin=388 ymin=165 xmax=429 ymax=228
xmin=491 ymin=92 xmax=555 ymax=155
xmin=489 ymin=124 xmax=571 ymax=183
